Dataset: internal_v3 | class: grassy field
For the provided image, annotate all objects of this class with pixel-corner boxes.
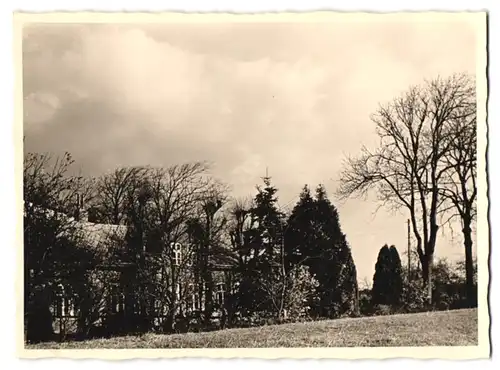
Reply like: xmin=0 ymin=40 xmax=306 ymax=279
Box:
xmin=27 ymin=308 xmax=477 ymax=349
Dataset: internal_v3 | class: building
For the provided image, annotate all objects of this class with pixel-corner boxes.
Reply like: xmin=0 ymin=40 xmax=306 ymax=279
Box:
xmin=27 ymin=200 xmax=239 ymax=337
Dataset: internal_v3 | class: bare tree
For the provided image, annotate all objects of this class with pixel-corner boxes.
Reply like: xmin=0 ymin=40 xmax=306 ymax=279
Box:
xmin=336 ymin=74 xmax=475 ymax=304
xmin=88 ymin=162 xmax=215 ymax=332
xmin=191 ymin=182 xmax=229 ymax=326
xmin=94 ymin=167 xmax=147 ymax=225
xmin=438 ymin=96 xmax=477 ymax=306
xmin=227 ymin=197 xmax=255 ymax=266
xmin=142 ymin=162 xmax=214 ymax=331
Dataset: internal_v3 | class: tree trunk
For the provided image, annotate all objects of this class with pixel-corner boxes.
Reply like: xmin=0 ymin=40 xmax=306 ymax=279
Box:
xmin=463 ymin=218 xmax=476 ymax=307
xmin=163 ymin=311 xmax=175 ymax=333
xmin=204 ymin=271 xmax=214 ymax=327
xmin=201 ymin=244 xmax=214 ymax=326
xmin=203 ymin=217 xmax=213 ymax=327
xmin=421 ymin=253 xmax=434 ymax=305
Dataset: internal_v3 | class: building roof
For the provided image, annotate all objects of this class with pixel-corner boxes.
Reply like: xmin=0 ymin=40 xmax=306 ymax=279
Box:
xmin=208 ymin=245 xmax=239 ymax=270
xmin=25 ymin=201 xmax=238 ymax=270
xmin=75 ymin=221 xmax=128 ymax=254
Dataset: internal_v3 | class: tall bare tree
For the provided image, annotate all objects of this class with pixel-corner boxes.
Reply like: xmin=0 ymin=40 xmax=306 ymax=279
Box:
xmin=227 ymin=197 xmax=255 ymax=266
xmin=336 ymin=73 xmax=475 ymax=304
xmin=142 ymin=162 xmax=214 ymax=331
xmin=439 ymin=97 xmax=477 ymax=306
xmin=194 ymin=183 xmax=229 ymax=325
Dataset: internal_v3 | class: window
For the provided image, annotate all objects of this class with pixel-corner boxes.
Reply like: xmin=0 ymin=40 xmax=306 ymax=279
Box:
xmin=215 ymin=283 xmax=225 ymax=306
xmin=54 ymin=284 xmax=65 ymax=317
xmin=110 ymin=291 xmax=118 ymax=313
xmin=193 ymin=293 xmax=200 ymax=311
xmin=118 ymin=293 xmax=125 ymax=313
xmin=110 ymin=287 xmax=125 ymax=314
xmin=175 ymin=283 xmax=181 ymax=300
xmin=187 ymin=283 xmax=200 ymax=311
xmin=52 ymin=286 xmax=76 ymax=317
xmin=172 ymin=242 xmax=182 ymax=266
xmin=64 ymin=297 xmax=75 ymax=316
xmin=54 ymin=296 xmax=63 ymax=317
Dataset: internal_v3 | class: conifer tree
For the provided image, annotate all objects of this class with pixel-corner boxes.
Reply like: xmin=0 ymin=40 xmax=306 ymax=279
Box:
xmin=372 ymin=245 xmax=392 ymax=306
xmin=284 ymin=185 xmax=315 ymax=270
xmin=236 ymin=175 xmax=286 ymax=316
xmin=372 ymin=244 xmax=403 ymax=307
xmin=389 ymin=245 xmax=404 ymax=306
xmin=313 ymin=185 xmax=359 ymax=317
xmin=285 ymin=184 xmax=359 ymax=318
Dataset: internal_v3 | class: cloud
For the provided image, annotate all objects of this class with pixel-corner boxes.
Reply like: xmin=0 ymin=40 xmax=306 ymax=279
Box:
xmin=24 ymin=91 xmax=61 ymax=126
xmin=22 ymin=18 xmax=478 ymax=281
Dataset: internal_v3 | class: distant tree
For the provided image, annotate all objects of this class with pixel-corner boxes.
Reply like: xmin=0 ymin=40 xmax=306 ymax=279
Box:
xmin=431 ymin=258 xmax=475 ymax=310
xmin=372 ymin=245 xmax=392 ymax=306
xmin=372 ymin=245 xmax=403 ymax=307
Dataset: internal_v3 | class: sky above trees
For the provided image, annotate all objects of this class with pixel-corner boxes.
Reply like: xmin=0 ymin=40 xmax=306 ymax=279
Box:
xmin=22 ymin=13 xmax=479 ymax=282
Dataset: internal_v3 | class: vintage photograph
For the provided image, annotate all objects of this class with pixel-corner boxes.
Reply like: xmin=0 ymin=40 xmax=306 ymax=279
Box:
xmin=17 ymin=12 xmax=489 ymax=358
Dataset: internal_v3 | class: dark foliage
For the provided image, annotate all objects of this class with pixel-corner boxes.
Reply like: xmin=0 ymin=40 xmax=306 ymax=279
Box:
xmin=285 ymin=184 xmax=359 ymax=318
xmin=372 ymin=245 xmax=403 ymax=307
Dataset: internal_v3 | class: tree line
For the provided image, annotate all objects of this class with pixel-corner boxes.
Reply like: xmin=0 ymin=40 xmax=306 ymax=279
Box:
xmin=24 ymin=154 xmax=358 ymax=343
xmin=24 ymin=72 xmax=477 ymax=343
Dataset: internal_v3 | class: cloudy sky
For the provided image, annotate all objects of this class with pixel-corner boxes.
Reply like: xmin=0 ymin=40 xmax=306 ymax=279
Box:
xmin=22 ymin=13 xmax=481 ymax=283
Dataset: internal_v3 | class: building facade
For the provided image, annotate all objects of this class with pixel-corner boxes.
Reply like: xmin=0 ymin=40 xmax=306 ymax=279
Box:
xmin=44 ymin=208 xmax=238 ymax=337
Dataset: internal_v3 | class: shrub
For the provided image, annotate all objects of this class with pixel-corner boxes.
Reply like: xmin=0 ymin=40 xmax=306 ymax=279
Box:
xmin=358 ymin=289 xmax=373 ymax=316
xmin=371 ymin=304 xmax=394 ymax=316
xmin=401 ymin=279 xmax=427 ymax=313
xmin=284 ymin=265 xmax=319 ymax=320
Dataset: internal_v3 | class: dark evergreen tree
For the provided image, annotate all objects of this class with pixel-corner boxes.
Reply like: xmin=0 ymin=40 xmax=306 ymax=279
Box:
xmin=372 ymin=245 xmax=392 ymax=306
xmin=372 ymin=244 xmax=403 ymax=307
xmin=389 ymin=245 xmax=404 ymax=306
xmin=285 ymin=184 xmax=359 ymax=318
xmin=283 ymin=185 xmax=315 ymax=270
xmin=236 ymin=175 xmax=285 ymax=316
xmin=313 ymin=185 xmax=359 ymax=317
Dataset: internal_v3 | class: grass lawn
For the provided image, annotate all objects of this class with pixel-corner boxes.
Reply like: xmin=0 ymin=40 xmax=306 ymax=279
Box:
xmin=27 ymin=308 xmax=477 ymax=349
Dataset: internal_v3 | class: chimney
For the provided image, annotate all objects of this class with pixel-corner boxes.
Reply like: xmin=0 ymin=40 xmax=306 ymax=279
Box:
xmin=74 ymin=193 xmax=80 ymax=221
xmin=79 ymin=194 xmax=88 ymax=222
xmin=74 ymin=193 xmax=88 ymax=222
xmin=79 ymin=209 xmax=89 ymax=223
